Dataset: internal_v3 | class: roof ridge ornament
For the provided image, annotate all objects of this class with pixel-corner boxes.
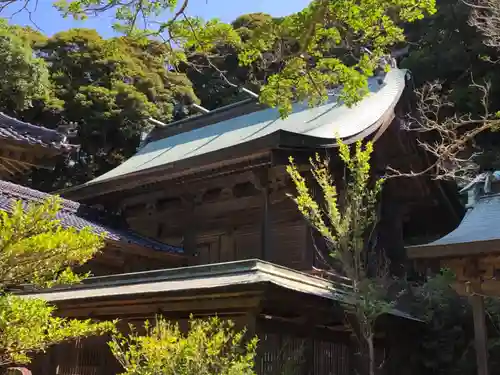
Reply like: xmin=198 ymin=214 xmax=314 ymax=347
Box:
xmin=56 ymin=121 xmax=78 ymax=140
xmin=459 ymin=171 xmax=500 ymax=208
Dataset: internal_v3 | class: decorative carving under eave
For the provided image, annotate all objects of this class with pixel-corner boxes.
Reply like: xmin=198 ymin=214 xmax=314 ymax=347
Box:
xmin=442 ymin=255 xmax=500 ymax=297
xmin=220 ymin=187 xmax=234 ymax=201
xmin=249 ymin=169 xmax=269 ymax=192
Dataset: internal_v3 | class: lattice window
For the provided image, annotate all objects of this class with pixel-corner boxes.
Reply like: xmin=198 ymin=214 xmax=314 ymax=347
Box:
xmin=53 ymin=337 xmax=119 ymax=375
xmin=313 ymin=340 xmax=350 ymax=375
xmin=257 ymin=332 xmax=350 ymax=375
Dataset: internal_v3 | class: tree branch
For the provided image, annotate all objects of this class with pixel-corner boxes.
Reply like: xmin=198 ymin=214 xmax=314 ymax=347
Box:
xmin=387 ymin=79 xmax=500 ymax=183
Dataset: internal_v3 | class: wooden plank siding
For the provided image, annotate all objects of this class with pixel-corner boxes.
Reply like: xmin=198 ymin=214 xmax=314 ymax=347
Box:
xmin=119 ymin=166 xmax=313 ymax=272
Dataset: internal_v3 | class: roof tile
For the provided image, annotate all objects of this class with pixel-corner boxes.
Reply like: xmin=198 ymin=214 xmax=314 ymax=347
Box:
xmin=423 ymin=194 xmax=500 ymax=247
xmin=0 ymin=180 xmax=182 ymax=254
xmin=0 ymin=112 xmax=76 ymax=150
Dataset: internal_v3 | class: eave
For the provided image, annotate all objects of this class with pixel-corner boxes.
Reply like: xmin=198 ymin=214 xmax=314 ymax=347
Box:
xmin=19 ymin=259 xmax=420 ymax=323
xmin=60 ymin=69 xmax=408 ymax=201
xmin=59 ymin=98 xmax=399 ymax=202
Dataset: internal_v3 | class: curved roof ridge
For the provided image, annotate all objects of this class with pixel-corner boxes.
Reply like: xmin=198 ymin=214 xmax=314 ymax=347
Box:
xmin=89 ymin=68 xmax=407 ymax=185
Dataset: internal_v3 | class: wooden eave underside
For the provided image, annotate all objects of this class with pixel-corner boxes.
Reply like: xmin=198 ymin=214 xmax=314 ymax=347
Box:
xmin=0 ymin=139 xmax=61 ymax=180
xmin=407 ymin=239 xmax=500 ymax=260
xmin=62 ymin=145 xmax=273 ymax=201
xmin=88 ymin=241 xmax=186 ymax=275
xmin=97 ymin=240 xmax=185 ymax=264
xmin=49 ymin=283 xmax=347 ymax=331
xmin=408 ymin=242 xmax=500 ymax=296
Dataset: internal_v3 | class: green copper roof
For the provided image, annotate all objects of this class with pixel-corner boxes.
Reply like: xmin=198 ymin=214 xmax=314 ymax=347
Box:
xmin=20 ymin=259 xmax=419 ymax=321
xmin=85 ymin=69 xmax=407 ymax=186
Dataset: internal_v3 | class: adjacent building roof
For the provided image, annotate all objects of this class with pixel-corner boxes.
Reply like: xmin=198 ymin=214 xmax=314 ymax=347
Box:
xmin=408 ymin=176 xmax=500 ymax=259
xmin=61 ymin=68 xmax=408 ymax=199
xmin=0 ymin=180 xmax=182 ymax=254
xmin=20 ymin=259 xmax=419 ymax=321
xmin=0 ymin=112 xmax=75 ymax=151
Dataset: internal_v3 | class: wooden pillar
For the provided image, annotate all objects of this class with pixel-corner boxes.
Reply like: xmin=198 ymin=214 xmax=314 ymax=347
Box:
xmin=182 ymin=194 xmax=198 ymax=263
xmin=470 ymin=293 xmax=489 ymax=375
xmin=251 ymin=168 xmax=271 ymax=261
xmin=261 ymin=184 xmax=270 ymax=261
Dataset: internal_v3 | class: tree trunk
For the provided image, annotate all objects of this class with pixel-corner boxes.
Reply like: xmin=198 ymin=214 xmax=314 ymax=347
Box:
xmin=367 ymin=334 xmax=375 ymax=375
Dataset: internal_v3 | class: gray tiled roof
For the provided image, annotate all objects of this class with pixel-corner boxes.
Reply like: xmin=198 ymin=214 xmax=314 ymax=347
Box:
xmin=418 ymin=194 xmax=500 ymax=247
xmin=0 ymin=180 xmax=182 ymax=254
xmin=0 ymin=112 xmax=75 ymax=150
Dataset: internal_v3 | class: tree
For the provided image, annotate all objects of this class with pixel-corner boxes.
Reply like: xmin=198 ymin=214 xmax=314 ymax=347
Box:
xmin=287 ymin=140 xmax=392 ymax=375
xmin=109 ymin=315 xmax=258 ymax=375
xmin=381 ymin=0 xmax=500 ymax=182
xmin=180 ymin=13 xmax=277 ymax=110
xmin=393 ymin=0 xmax=500 ymax=182
xmin=0 ymin=19 xmax=52 ymax=113
xmin=0 ymin=197 xmax=114 ymax=367
xmin=16 ymin=27 xmax=198 ymax=191
xmin=468 ymin=0 xmax=500 ymax=50
xmin=2 ymin=0 xmax=436 ymax=116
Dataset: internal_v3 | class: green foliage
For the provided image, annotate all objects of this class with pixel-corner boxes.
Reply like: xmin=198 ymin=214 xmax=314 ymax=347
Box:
xmin=0 ymin=295 xmax=114 ymax=366
xmin=0 ymin=19 xmax=52 ymax=112
xmin=401 ymin=269 xmax=500 ymax=375
xmin=0 ymin=196 xmax=104 ymax=288
xmin=287 ymin=140 xmax=383 ymax=284
xmin=287 ymin=140 xmax=390 ymax=375
xmin=240 ymin=0 xmax=436 ymax=116
xmin=232 ymin=13 xmax=274 ymax=34
xmin=12 ymin=27 xmax=198 ymax=191
xmin=179 ymin=13 xmax=275 ymax=111
xmin=3 ymin=0 xmax=435 ymax=117
xmin=0 ymin=197 xmax=114 ymax=366
xmin=109 ymin=315 xmax=258 ymax=375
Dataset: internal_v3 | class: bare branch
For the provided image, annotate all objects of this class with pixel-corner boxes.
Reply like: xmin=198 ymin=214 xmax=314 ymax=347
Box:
xmin=466 ymin=0 xmax=500 ymax=50
xmin=387 ymin=80 xmax=500 ymax=183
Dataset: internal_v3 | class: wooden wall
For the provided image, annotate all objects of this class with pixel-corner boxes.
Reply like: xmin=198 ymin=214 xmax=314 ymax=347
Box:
xmin=88 ymin=117 xmax=459 ymax=276
xmin=119 ymin=166 xmax=314 ymax=271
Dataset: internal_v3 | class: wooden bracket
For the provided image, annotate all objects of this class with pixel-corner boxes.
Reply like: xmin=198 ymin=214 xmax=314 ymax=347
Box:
xmin=249 ymin=169 xmax=269 ymax=192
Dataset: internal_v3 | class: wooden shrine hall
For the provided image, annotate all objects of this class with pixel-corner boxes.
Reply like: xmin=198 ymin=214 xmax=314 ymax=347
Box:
xmin=59 ymin=68 xmax=460 ymax=271
xmin=5 ymin=67 xmax=462 ymax=374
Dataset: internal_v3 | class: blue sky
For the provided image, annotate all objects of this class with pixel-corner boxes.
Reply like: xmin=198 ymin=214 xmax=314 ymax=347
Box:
xmin=3 ymin=0 xmax=310 ymax=37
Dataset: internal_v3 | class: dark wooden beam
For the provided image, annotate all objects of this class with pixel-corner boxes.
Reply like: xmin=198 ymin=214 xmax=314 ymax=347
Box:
xmin=257 ymin=316 xmax=351 ymax=343
xmin=54 ymin=290 xmax=264 ymax=319
xmin=252 ymin=168 xmax=271 ymax=261
xmin=181 ymin=194 xmax=198 ymax=259
xmin=470 ymin=292 xmax=489 ymax=375
xmin=0 ymin=142 xmax=57 ymax=170
xmin=0 ymin=161 xmax=16 ymax=176
xmin=2 ymin=158 xmax=27 ymax=174
xmin=107 ymin=242 xmax=186 ymax=261
xmin=261 ymin=187 xmax=270 ymax=261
